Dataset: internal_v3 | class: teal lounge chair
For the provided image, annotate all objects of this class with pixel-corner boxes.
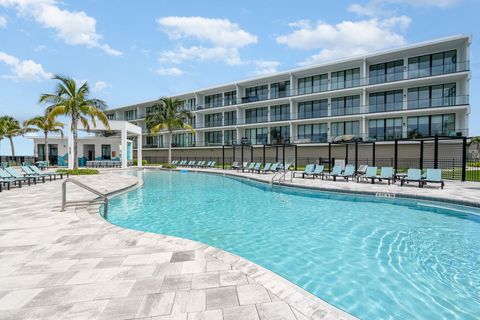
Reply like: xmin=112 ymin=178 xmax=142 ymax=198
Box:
xmin=312 ymin=165 xmax=325 ymax=179
xmin=267 ymin=163 xmax=280 ymax=173
xmin=423 ymin=169 xmax=444 ymax=189
xmin=231 ymin=161 xmax=240 ymax=170
xmin=250 ymin=163 xmax=261 ymax=173
xmin=237 ymin=162 xmax=249 ymax=171
xmin=375 ymin=167 xmax=394 ymax=185
xmin=242 ymin=162 xmax=255 ymax=172
xmin=29 ymin=165 xmax=66 ymax=180
xmin=338 ymin=164 xmax=356 ymax=182
xmin=293 ymin=164 xmax=315 ymax=178
xmin=325 ymin=165 xmax=343 ymax=181
xmin=171 ymin=160 xmax=178 ymax=165
xmin=22 ymin=166 xmax=54 ymax=181
xmin=259 ymin=163 xmax=272 ymax=174
xmin=359 ymin=166 xmax=378 ymax=184
xmin=401 ymin=168 xmax=422 ymax=188
xmin=0 ymin=168 xmax=29 ymax=187
xmin=5 ymin=167 xmax=42 ymax=184
xmin=209 ymin=161 xmax=216 ymax=168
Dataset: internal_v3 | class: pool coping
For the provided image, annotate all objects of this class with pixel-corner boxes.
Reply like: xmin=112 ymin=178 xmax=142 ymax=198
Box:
xmin=79 ymin=170 xmax=358 ymax=320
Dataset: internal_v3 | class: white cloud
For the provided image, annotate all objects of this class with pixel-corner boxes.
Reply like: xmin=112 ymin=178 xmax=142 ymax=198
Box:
xmin=0 ymin=51 xmax=52 ymax=80
xmin=276 ymin=18 xmax=410 ymax=65
xmin=34 ymin=45 xmax=46 ymax=52
xmin=92 ymin=80 xmax=109 ymax=92
xmin=0 ymin=15 xmax=6 ymax=28
xmin=155 ymin=67 xmax=184 ymax=76
xmin=0 ymin=0 xmax=122 ymax=56
xmin=156 ymin=16 xmax=256 ymax=65
xmin=349 ymin=0 xmax=460 ymax=17
xmin=253 ymin=60 xmax=280 ymax=75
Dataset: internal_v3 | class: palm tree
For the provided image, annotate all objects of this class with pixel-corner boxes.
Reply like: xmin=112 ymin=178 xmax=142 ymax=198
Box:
xmin=39 ymin=75 xmax=109 ymax=169
xmin=24 ymin=109 xmax=64 ymax=163
xmin=0 ymin=116 xmax=22 ymax=158
xmin=146 ymin=97 xmax=194 ymax=165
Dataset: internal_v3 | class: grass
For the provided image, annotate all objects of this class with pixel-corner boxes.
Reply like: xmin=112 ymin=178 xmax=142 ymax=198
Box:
xmin=56 ymin=168 xmax=99 ymax=175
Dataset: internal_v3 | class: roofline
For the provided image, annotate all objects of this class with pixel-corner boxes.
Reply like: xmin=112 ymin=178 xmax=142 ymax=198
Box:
xmin=108 ymin=34 xmax=470 ymax=112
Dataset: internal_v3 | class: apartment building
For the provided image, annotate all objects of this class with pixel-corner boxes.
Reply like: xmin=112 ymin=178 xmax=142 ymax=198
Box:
xmin=105 ymin=35 xmax=470 ymax=162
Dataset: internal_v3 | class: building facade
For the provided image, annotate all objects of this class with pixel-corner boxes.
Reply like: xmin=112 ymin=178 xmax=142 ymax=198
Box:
xmin=105 ymin=35 xmax=471 ymax=163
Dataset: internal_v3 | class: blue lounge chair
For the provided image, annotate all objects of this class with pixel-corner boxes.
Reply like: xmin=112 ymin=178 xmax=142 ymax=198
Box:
xmin=0 ymin=168 xmax=29 ymax=187
xmin=312 ymin=165 xmax=325 ymax=179
xmin=231 ymin=161 xmax=240 ymax=170
xmin=259 ymin=163 xmax=272 ymax=174
xmin=208 ymin=161 xmax=216 ymax=168
xmin=243 ymin=162 xmax=255 ymax=172
xmin=358 ymin=166 xmax=378 ymax=184
xmin=30 ymin=165 xmax=66 ymax=180
xmin=171 ymin=160 xmax=178 ymax=165
xmin=293 ymin=164 xmax=315 ymax=178
xmin=5 ymin=167 xmax=42 ymax=184
xmin=266 ymin=163 xmax=280 ymax=173
xmin=423 ymin=169 xmax=444 ymax=189
xmin=22 ymin=166 xmax=54 ymax=181
xmin=401 ymin=169 xmax=423 ymax=188
xmin=334 ymin=164 xmax=355 ymax=182
xmin=250 ymin=163 xmax=261 ymax=173
xmin=325 ymin=165 xmax=343 ymax=181
xmin=375 ymin=167 xmax=395 ymax=185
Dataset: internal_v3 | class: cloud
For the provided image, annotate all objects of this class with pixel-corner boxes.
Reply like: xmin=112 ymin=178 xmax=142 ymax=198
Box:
xmin=0 ymin=15 xmax=6 ymax=28
xmin=0 ymin=51 xmax=52 ymax=80
xmin=156 ymin=16 xmax=256 ymax=65
xmin=34 ymin=45 xmax=46 ymax=52
xmin=92 ymin=80 xmax=109 ymax=92
xmin=349 ymin=0 xmax=460 ymax=17
xmin=155 ymin=67 xmax=184 ymax=76
xmin=253 ymin=60 xmax=280 ymax=75
xmin=0 ymin=0 xmax=122 ymax=56
xmin=276 ymin=18 xmax=410 ymax=65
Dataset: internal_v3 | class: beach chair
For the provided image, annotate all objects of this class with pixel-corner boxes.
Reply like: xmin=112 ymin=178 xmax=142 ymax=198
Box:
xmin=0 ymin=168 xmax=30 ymax=187
xmin=293 ymin=164 xmax=315 ymax=178
xmin=171 ymin=160 xmax=178 ymax=165
xmin=208 ymin=161 xmax=216 ymax=168
xmin=259 ymin=163 xmax=272 ymax=174
xmin=30 ymin=165 xmax=66 ymax=180
xmin=237 ymin=162 xmax=249 ymax=172
xmin=356 ymin=164 xmax=368 ymax=178
xmin=401 ymin=168 xmax=423 ymax=188
xmin=242 ymin=162 xmax=255 ymax=172
xmin=375 ymin=167 xmax=395 ymax=185
xmin=338 ymin=165 xmax=356 ymax=182
xmin=422 ymin=169 xmax=444 ymax=189
xmin=325 ymin=165 xmax=343 ymax=181
xmin=251 ymin=163 xmax=262 ymax=173
xmin=231 ymin=161 xmax=240 ymax=170
xmin=22 ymin=166 xmax=53 ymax=181
xmin=312 ymin=165 xmax=325 ymax=179
xmin=358 ymin=166 xmax=378 ymax=184
xmin=5 ymin=167 xmax=43 ymax=184
xmin=266 ymin=163 xmax=280 ymax=173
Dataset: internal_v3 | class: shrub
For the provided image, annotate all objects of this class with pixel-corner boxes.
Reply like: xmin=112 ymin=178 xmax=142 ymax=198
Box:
xmin=162 ymin=163 xmax=177 ymax=169
xmin=132 ymin=159 xmax=148 ymax=166
xmin=56 ymin=168 xmax=99 ymax=175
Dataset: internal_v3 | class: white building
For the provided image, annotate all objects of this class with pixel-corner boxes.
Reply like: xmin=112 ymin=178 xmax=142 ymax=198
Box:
xmin=105 ymin=35 xmax=471 ymax=164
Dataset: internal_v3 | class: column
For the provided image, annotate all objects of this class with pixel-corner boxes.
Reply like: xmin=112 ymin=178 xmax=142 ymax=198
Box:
xmin=67 ymin=130 xmax=74 ymax=169
xmin=137 ymin=133 xmax=142 ymax=168
xmin=121 ymin=127 xmax=128 ymax=169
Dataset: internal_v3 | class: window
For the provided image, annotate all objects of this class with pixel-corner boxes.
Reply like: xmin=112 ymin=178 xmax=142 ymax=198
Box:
xmin=369 ymin=60 xmax=403 ymax=84
xmin=369 ymin=90 xmax=403 ymax=112
xmin=407 ymin=114 xmax=455 ymax=138
xmin=106 ymin=113 xmax=115 ymax=120
xmin=331 ymin=121 xmax=360 ymax=139
xmin=224 ymin=111 xmax=237 ymax=126
xmin=205 ymin=131 xmax=222 ymax=145
xmin=297 ymin=74 xmax=328 ymax=95
xmin=146 ymin=105 xmax=160 ymax=116
xmin=407 ymin=83 xmax=456 ymax=109
xmin=244 ymin=85 xmax=268 ymax=102
xmin=408 ymin=50 xmax=457 ymax=78
xmin=298 ymin=99 xmax=328 ymax=119
xmin=271 ymin=104 xmax=290 ymax=121
xmin=331 ymin=95 xmax=361 ymax=116
xmin=124 ymin=109 xmax=137 ymax=120
xmin=205 ymin=113 xmax=222 ymax=128
xmin=172 ymin=133 xmax=195 ymax=147
xmin=101 ymin=144 xmax=111 ymax=160
xmin=271 ymin=81 xmax=290 ymax=99
xmin=205 ymin=93 xmax=223 ymax=108
xmin=245 ymin=107 xmax=268 ymax=124
xmin=224 ymin=130 xmax=236 ymax=145
xmin=270 ymin=126 xmax=290 ymax=144
xmin=244 ymin=127 xmax=268 ymax=144
xmin=368 ymin=118 xmax=403 ymax=141
xmin=331 ymin=68 xmax=360 ymax=90
xmin=297 ymin=123 xmax=327 ymax=143
xmin=224 ymin=91 xmax=237 ymax=106
xmin=145 ymin=135 xmax=158 ymax=147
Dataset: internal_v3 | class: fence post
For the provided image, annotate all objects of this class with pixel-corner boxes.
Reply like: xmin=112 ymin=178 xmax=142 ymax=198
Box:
xmin=222 ymin=145 xmax=225 ymax=169
xmin=241 ymin=145 xmax=244 ymax=164
xmin=282 ymin=144 xmax=286 ymax=168
xmin=394 ymin=139 xmax=398 ymax=173
xmin=345 ymin=144 xmax=349 ymax=164
xmin=372 ymin=142 xmax=376 ymax=166
xmin=420 ymin=140 xmax=424 ymax=171
xmin=462 ymin=136 xmax=467 ymax=181
xmin=434 ymin=134 xmax=439 ymax=169
xmin=250 ymin=145 xmax=253 ymax=162
xmin=328 ymin=142 xmax=332 ymax=171
xmin=275 ymin=146 xmax=278 ymax=162
xmin=263 ymin=144 xmax=266 ymax=165
xmin=294 ymin=145 xmax=298 ymax=170
xmin=355 ymin=141 xmax=358 ymax=172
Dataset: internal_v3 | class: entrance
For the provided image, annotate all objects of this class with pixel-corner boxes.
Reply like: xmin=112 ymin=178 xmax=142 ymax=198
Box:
xmin=83 ymin=144 xmax=95 ymax=161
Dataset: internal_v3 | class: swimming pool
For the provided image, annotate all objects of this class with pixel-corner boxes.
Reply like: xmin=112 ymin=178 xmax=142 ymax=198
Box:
xmin=106 ymin=170 xmax=480 ymax=319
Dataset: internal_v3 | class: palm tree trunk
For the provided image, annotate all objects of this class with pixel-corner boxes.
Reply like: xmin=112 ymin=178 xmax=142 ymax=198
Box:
xmin=44 ymin=131 xmax=49 ymax=163
xmin=168 ymin=130 xmax=172 ymax=165
xmin=72 ymin=116 xmax=78 ymax=169
xmin=8 ymin=136 xmax=15 ymax=158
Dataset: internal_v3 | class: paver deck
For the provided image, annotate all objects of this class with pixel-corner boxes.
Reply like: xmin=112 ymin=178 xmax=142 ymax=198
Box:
xmin=0 ymin=171 xmax=356 ymax=320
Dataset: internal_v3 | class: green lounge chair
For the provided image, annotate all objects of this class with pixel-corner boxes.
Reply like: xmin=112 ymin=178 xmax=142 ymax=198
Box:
xmin=5 ymin=167 xmax=42 ymax=184
xmin=293 ymin=164 xmax=315 ymax=178
xmin=359 ymin=166 xmax=378 ymax=183
xmin=312 ymin=165 xmax=325 ymax=179
xmin=401 ymin=169 xmax=423 ymax=188
xmin=423 ymin=169 xmax=444 ymax=189
xmin=325 ymin=165 xmax=343 ymax=181
xmin=0 ymin=168 xmax=29 ymax=187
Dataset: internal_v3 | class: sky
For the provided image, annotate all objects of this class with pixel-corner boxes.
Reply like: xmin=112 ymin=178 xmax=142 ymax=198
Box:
xmin=0 ymin=0 xmax=479 ymax=155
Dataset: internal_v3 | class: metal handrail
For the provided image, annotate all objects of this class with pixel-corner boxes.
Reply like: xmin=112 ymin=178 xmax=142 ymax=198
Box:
xmin=271 ymin=169 xmax=293 ymax=185
xmin=61 ymin=178 xmax=108 ymax=215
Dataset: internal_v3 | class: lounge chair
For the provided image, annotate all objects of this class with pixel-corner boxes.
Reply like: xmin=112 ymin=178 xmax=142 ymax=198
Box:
xmin=401 ymin=168 xmax=423 ymax=188
xmin=259 ymin=163 xmax=272 ymax=174
xmin=188 ymin=161 xmax=196 ymax=167
xmin=422 ymin=169 xmax=444 ymax=189
xmin=22 ymin=166 xmax=54 ymax=181
xmin=242 ymin=162 xmax=255 ymax=172
xmin=250 ymin=162 xmax=262 ymax=173
xmin=356 ymin=164 xmax=368 ymax=178
xmin=293 ymin=164 xmax=315 ymax=178
xmin=30 ymin=165 xmax=66 ymax=180
xmin=171 ymin=160 xmax=178 ymax=165
xmin=312 ymin=165 xmax=325 ymax=179
xmin=179 ymin=160 xmax=188 ymax=166
xmin=231 ymin=161 xmax=240 ymax=170
xmin=358 ymin=166 xmax=378 ymax=184
xmin=237 ymin=162 xmax=249 ymax=172
xmin=374 ymin=167 xmax=395 ymax=185
xmin=5 ymin=167 xmax=43 ymax=184
xmin=208 ymin=161 xmax=216 ymax=168
xmin=324 ymin=165 xmax=343 ymax=181
xmin=196 ymin=161 xmax=205 ymax=167
xmin=266 ymin=163 xmax=280 ymax=173
xmin=0 ymin=168 xmax=30 ymax=187
xmin=283 ymin=163 xmax=292 ymax=171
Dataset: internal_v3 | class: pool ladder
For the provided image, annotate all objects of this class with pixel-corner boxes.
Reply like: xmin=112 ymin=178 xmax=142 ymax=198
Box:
xmin=61 ymin=178 xmax=108 ymax=216
xmin=271 ymin=170 xmax=293 ymax=185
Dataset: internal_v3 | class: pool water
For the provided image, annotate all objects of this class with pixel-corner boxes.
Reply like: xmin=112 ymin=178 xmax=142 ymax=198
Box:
xmin=106 ymin=170 xmax=480 ymax=319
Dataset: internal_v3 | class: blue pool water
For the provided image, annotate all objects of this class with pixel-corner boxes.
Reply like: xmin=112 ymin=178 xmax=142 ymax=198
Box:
xmin=106 ymin=170 xmax=480 ymax=319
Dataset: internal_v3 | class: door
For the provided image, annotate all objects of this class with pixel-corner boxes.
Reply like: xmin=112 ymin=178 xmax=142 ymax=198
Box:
xmin=49 ymin=144 xmax=58 ymax=165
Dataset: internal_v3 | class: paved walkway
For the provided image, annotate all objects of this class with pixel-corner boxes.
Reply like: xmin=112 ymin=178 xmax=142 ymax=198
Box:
xmin=0 ymin=172 xmax=354 ymax=320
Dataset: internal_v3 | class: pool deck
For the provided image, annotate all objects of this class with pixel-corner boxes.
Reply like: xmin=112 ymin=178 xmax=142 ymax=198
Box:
xmin=0 ymin=171 xmax=356 ymax=320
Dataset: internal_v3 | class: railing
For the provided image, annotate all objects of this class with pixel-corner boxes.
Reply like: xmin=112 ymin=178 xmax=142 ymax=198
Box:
xmin=61 ymin=178 xmax=108 ymax=216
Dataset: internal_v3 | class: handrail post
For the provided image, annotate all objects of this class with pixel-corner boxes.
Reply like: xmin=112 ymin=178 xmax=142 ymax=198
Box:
xmin=61 ymin=180 xmax=67 ymax=212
